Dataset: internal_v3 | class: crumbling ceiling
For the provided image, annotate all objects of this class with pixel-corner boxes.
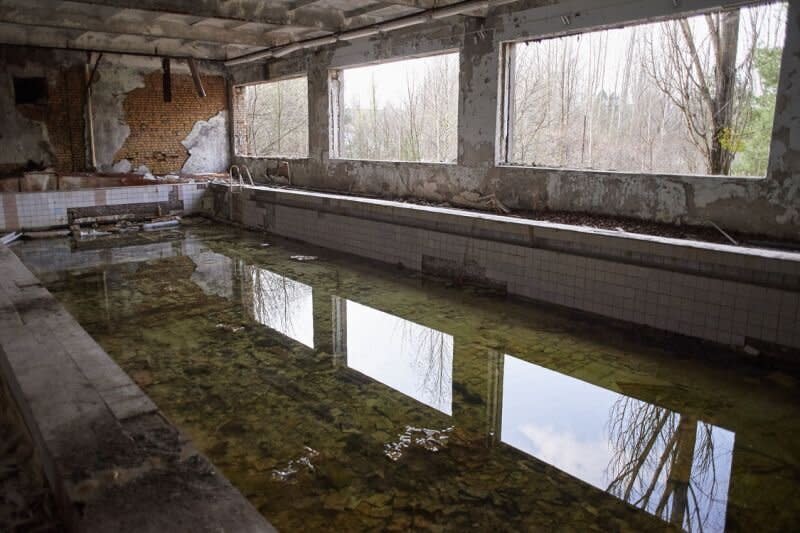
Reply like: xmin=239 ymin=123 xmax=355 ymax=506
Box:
xmin=0 ymin=0 xmax=468 ymax=60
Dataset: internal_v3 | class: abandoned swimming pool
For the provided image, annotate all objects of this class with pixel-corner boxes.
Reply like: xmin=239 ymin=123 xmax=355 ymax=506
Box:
xmin=12 ymin=222 xmax=800 ymax=532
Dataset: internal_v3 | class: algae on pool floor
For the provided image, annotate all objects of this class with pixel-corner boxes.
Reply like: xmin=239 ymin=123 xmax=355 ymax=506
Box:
xmin=13 ymin=222 xmax=800 ymax=532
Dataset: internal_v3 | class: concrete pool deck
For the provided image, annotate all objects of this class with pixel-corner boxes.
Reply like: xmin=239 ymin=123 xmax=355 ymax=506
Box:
xmin=0 ymin=245 xmax=274 ymax=532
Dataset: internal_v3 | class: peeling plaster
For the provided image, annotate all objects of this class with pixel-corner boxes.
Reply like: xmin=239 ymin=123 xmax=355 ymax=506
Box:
xmin=91 ymin=63 xmax=146 ymax=171
xmin=111 ymin=159 xmax=133 ymax=173
xmin=181 ymin=111 xmax=230 ymax=174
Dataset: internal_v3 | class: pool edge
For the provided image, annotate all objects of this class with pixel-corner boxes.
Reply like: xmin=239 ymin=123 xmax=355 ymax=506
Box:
xmin=0 ymin=244 xmax=275 ymax=533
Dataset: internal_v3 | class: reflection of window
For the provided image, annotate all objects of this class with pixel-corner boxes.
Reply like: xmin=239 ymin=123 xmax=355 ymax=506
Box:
xmin=233 ymin=76 xmax=309 ymax=157
xmin=501 ymin=355 xmax=734 ymax=532
xmin=499 ymin=2 xmax=787 ymax=177
xmin=343 ymin=300 xmax=453 ymax=414
xmin=329 ymin=52 xmax=459 ymax=163
xmin=250 ymin=267 xmax=314 ymax=348
xmin=14 ymin=77 xmax=48 ymax=105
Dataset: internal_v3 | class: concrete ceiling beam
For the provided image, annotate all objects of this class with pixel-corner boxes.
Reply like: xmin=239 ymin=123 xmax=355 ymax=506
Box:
xmin=0 ymin=6 xmax=282 ymax=47
xmin=54 ymin=0 xmax=346 ymax=33
xmin=0 ymin=21 xmax=253 ymax=60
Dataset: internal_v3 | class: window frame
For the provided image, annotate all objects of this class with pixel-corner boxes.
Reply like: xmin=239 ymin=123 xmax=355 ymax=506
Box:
xmin=495 ymin=3 xmax=785 ymax=180
xmin=232 ymin=73 xmax=310 ymax=160
xmin=328 ymin=49 xmax=461 ymax=165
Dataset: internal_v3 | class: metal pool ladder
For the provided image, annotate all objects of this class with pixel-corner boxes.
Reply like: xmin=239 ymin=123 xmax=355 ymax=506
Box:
xmin=228 ymin=165 xmax=254 ymax=218
xmin=229 ymin=165 xmax=254 ymax=192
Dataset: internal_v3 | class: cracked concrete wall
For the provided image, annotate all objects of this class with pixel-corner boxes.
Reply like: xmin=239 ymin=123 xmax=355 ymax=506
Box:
xmin=0 ymin=47 xmax=229 ymax=176
xmin=0 ymin=48 xmax=84 ymax=175
xmin=230 ymin=0 xmax=800 ymax=240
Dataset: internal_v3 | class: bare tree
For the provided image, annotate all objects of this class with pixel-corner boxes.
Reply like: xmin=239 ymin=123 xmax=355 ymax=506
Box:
xmin=237 ymin=78 xmax=309 ymax=157
xmin=605 ymin=397 xmax=724 ymax=531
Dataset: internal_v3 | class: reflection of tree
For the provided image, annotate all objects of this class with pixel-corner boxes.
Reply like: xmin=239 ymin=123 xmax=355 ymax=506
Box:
xmin=396 ymin=321 xmax=452 ymax=409
xmin=248 ymin=267 xmax=306 ymax=338
xmin=606 ymin=397 xmax=720 ymax=531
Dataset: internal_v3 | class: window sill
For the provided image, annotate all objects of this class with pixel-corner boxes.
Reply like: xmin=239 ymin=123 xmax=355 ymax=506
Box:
xmin=495 ymin=163 xmax=767 ymax=181
xmin=235 ymin=155 xmax=310 ymax=161
xmin=329 ymin=157 xmax=457 ymax=166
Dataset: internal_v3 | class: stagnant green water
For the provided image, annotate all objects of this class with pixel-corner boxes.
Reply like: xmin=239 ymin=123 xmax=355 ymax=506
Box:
xmin=13 ymin=221 xmax=800 ymax=532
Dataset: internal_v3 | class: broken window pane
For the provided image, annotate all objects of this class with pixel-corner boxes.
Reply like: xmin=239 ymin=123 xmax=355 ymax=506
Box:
xmin=504 ymin=2 xmax=787 ymax=177
xmin=234 ymin=76 xmax=309 ymax=158
xmin=333 ymin=52 xmax=459 ymax=163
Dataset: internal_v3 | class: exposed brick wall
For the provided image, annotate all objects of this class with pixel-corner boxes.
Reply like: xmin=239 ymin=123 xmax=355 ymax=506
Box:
xmin=15 ymin=66 xmax=86 ymax=173
xmin=115 ymin=72 xmax=226 ymax=174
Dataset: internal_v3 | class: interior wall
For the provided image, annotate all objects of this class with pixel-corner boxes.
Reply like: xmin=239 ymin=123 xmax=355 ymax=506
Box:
xmin=0 ymin=47 xmax=230 ymax=177
xmin=0 ymin=47 xmax=85 ymax=175
xmin=229 ymin=0 xmax=800 ymax=241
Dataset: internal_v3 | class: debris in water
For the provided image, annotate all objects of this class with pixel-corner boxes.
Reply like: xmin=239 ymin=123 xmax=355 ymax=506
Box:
xmin=23 ymin=230 xmax=71 ymax=239
xmin=1 ymin=232 xmax=22 ymax=245
xmin=271 ymin=446 xmax=319 ymax=482
xmin=77 ymin=228 xmax=112 ymax=239
xmin=290 ymin=255 xmax=318 ymax=262
xmin=384 ymin=426 xmax=454 ymax=462
xmin=260 ymin=243 xmax=271 ymax=247
xmin=143 ymin=217 xmax=181 ymax=231
xmin=216 ymin=323 xmax=244 ymax=333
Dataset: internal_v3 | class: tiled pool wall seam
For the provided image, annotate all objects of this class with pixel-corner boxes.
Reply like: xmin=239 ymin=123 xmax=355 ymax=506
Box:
xmin=0 ymin=246 xmax=275 ymax=532
xmin=212 ymin=184 xmax=800 ymax=352
xmin=0 ymin=183 xmax=208 ymax=231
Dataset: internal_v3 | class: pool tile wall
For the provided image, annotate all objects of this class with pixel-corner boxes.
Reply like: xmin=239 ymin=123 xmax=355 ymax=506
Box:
xmin=0 ymin=183 xmax=208 ymax=231
xmin=213 ymin=184 xmax=800 ymax=352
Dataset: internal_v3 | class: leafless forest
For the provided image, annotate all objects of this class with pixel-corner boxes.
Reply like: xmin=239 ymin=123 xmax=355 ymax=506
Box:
xmin=236 ymin=76 xmax=309 ymax=158
xmin=340 ymin=53 xmax=459 ymax=163
xmin=509 ymin=2 xmax=786 ymax=176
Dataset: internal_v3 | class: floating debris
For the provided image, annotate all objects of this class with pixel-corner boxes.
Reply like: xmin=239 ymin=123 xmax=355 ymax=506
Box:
xmin=143 ymin=218 xmax=181 ymax=231
xmin=216 ymin=323 xmax=245 ymax=333
xmin=290 ymin=255 xmax=318 ymax=262
xmin=260 ymin=243 xmax=272 ymax=247
xmin=384 ymin=426 xmax=454 ymax=462
xmin=77 ymin=228 xmax=112 ymax=239
xmin=271 ymin=446 xmax=319 ymax=482
xmin=1 ymin=232 xmax=22 ymax=245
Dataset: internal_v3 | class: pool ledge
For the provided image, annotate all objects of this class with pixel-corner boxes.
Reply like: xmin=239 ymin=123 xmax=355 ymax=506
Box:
xmin=0 ymin=245 xmax=274 ymax=532
xmin=211 ymin=184 xmax=800 ymax=352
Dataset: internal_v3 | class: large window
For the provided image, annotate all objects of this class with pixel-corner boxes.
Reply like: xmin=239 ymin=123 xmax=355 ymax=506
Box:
xmin=499 ymin=2 xmax=787 ymax=176
xmin=234 ymin=76 xmax=308 ymax=158
xmin=330 ymin=52 xmax=459 ymax=163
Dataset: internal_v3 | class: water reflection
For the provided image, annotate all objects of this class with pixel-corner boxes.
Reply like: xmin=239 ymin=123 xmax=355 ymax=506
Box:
xmin=246 ymin=266 xmax=315 ymax=348
xmin=189 ymin=250 xmax=235 ymax=299
xmin=500 ymin=355 xmax=734 ymax=532
xmin=337 ymin=298 xmax=453 ymax=415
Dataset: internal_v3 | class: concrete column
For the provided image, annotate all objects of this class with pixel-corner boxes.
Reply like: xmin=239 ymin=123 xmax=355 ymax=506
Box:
xmin=331 ymin=295 xmax=347 ymax=367
xmin=451 ymin=344 xmax=504 ymax=445
xmin=767 ymin=0 xmax=800 ymax=186
xmin=312 ymin=288 xmax=334 ymax=354
xmin=305 ymin=50 xmax=332 ymax=175
xmin=457 ymin=17 xmax=499 ymax=168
